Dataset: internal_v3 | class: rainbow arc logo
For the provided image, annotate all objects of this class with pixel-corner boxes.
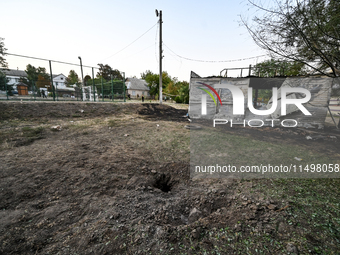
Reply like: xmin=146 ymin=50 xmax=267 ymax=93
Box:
xmin=197 ymin=82 xmax=222 ymax=106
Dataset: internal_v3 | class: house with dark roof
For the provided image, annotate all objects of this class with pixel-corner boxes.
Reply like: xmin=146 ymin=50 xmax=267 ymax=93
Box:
xmin=1 ymin=69 xmax=28 ymax=89
xmin=125 ymin=78 xmax=150 ymax=98
xmin=1 ymin=69 xmax=70 ymax=93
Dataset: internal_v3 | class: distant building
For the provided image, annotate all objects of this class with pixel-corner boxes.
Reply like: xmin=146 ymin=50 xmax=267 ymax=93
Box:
xmin=0 ymin=69 xmax=72 ymax=94
xmin=1 ymin=69 xmax=28 ymax=90
xmin=125 ymin=78 xmax=150 ymax=98
xmin=52 ymin=74 xmax=67 ymax=89
xmin=52 ymin=73 xmax=75 ymax=96
xmin=17 ymin=82 xmax=28 ymax=95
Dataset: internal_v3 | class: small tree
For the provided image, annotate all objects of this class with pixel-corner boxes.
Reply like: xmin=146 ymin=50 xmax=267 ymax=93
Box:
xmin=175 ymin=82 xmax=189 ymax=104
xmin=84 ymin=75 xmax=92 ymax=86
xmin=65 ymin=70 xmax=80 ymax=87
xmin=141 ymin=70 xmax=172 ymax=97
xmin=25 ymin=64 xmax=50 ymax=90
xmin=97 ymin=64 xmax=123 ymax=81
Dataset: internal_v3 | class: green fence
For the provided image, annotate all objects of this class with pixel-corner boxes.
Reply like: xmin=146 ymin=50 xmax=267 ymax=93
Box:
xmin=84 ymin=79 xmax=126 ymax=102
xmin=0 ymin=78 xmax=126 ymax=102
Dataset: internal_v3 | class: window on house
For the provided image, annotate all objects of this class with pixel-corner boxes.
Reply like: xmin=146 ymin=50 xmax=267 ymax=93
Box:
xmin=56 ymin=82 xmax=59 ymax=86
xmin=132 ymin=91 xmax=136 ymax=96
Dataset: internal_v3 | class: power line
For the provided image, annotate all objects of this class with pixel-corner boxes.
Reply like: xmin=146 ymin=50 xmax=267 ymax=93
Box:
xmin=102 ymin=22 xmax=158 ymax=61
xmin=124 ymin=44 xmax=154 ymax=59
xmin=163 ymin=44 xmax=267 ymax=63
xmin=7 ymin=22 xmax=156 ymax=70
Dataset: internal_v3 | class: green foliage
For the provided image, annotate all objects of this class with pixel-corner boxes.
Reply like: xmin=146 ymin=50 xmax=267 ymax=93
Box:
xmin=0 ymin=38 xmax=10 ymax=93
xmin=141 ymin=70 xmax=189 ymax=103
xmin=253 ymin=89 xmax=272 ymax=103
xmin=141 ymin=70 xmax=171 ymax=97
xmin=65 ymin=70 xmax=80 ymax=87
xmin=175 ymin=81 xmax=189 ymax=103
xmin=0 ymin=37 xmax=7 ymax=68
xmin=97 ymin=64 xmax=123 ymax=81
xmin=253 ymin=59 xmax=307 ymax=77
xmin=243 ymin=0 xmax=340 ymax=77
xmin=25 ymin=64 xmax=50 ymax=90
xmin=86 ymin=76 xmax=125 ymax=96
xmin=84 ymin=75 xmax=91 ymax=85
xmin=0 ymin=71 xmax=9 ymax=91
xmin=0 ymin=71 xmax=13 ymax=95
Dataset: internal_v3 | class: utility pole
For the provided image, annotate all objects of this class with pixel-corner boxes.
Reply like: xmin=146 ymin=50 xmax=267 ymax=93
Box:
xmin=156 ymin=9 xmax=163 ymax=104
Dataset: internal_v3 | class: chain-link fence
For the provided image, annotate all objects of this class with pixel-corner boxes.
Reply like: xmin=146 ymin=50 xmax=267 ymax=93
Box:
xmin=83 ymin=79 xmax=126 ymax=102
xmin=0 ymin=53 xmax=126 ymax=102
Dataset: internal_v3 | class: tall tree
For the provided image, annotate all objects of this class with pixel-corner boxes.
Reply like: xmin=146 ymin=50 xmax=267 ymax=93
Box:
xmin=242 ymin=0 xmax=340 ymax=77
xmin=0 ymin=37 xmax=7 ymax=68
xmin=0 ymin=38 xmax=8 ymax=90
xmin=65 ymin=70 xmax=80 ymax=87
xmin=97 ymin=63 xmax=123 ymax=81
xmin=0 ymin=38 xmax=11 ymax=93
xmin=0 ymin=71 xmax=10 ymax=91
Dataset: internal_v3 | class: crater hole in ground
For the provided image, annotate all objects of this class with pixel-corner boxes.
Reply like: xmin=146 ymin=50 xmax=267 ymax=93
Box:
xmin=152 ymin=173 xmax=173 ymax=192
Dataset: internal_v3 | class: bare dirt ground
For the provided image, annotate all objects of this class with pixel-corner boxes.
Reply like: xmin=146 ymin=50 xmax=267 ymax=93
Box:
xmin=0 ymin=101 xmax=340 ymax=254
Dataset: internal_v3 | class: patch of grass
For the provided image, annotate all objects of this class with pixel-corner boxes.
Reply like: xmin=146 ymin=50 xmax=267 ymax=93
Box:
xmin=108 ymin=119 xmax=118 ymax=127
xmin=191 ymin=126 xmax=336 ymax=178
xmin=0 ymin=129 xmax=16 ymax=145
xmin=253 ymin=178 xmax=340 ymax=253
xmin=22 ymin=126 xmax=44 ymax=138
xmin=72 ymin=114 xmax=82 ymax=118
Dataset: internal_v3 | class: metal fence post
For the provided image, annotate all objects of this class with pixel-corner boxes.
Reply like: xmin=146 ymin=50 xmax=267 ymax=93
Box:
xmin=101 ymin=76 xmax=104 ymax=102
xmin=111 ymin=75 xmax=114 ymax=102
xmin=123 ymin=72 xmax=125 ymax=102
xmin=5 ymin=76 xmax=8 ymax=100
xmin=49 ymin=60 xmax=55 ymax=101
xmin=33 ymin=81 xmax=36 ymax=101
xmin=92 ymin=67 xmax=95 ymax=102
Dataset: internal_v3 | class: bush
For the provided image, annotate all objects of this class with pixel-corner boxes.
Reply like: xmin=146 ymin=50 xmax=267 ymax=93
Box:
xmin=174 ymin=96 xmax=183 ymax=103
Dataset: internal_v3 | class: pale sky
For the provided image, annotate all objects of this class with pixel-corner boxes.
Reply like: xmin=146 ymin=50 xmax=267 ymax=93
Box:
xmin=1 ymin=0 xmax=268 ymax=82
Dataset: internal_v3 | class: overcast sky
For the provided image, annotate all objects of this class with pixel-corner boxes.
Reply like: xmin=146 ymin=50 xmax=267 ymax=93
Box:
xmin=1 ymin=0 xmax=268 ymax=81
